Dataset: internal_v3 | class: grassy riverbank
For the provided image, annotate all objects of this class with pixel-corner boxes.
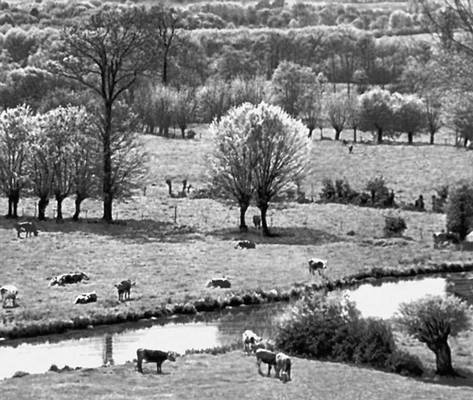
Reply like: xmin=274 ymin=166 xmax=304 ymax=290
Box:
xmin=2 ymin=351 xmax=473 ymax=400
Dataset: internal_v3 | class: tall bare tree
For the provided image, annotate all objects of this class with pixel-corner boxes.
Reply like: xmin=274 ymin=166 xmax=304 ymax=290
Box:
xmin=51 ymin=8 xmax=153 ymax=222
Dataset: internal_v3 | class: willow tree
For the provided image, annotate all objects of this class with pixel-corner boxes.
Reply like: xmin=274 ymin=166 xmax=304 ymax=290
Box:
xmin=209 ymin=104 xmax=255 ymax=232
xmin=396 ymin=295 xmax=470 ymax=376
xmin=51 ymin=7 xmax=152 ymax=222
xmin=249 ymin=103 xmax=309 ymax=236
xmin=0 ymin=105 xmax=34 ymax=218
xmin=211 ymin=102 xmax=309 ymax=236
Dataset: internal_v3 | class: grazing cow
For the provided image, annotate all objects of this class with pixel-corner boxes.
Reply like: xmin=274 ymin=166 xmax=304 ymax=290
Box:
xmin=1 ymin=285 xmax=18 ymax=308
xmin=256 ymin=349 xmax=277 ymax=377
xmin=49 ymin=272 xmax=89 ymax=287
xmin=433 ymin=231 xmax=460 ymax=248
xmin=206 ymin=277 xmax=231 ymax=289
xmin=14 ymin=222 xmax=38 ymax=239
xmin=74 ymin=292 xmax=97 ymax=304
xmin=308 ymin=258 xmax=327 ymax=275
xmin=115 ymin=280 xmax=135 ymax=301
xmin=275 ymin=352 xmax=291 ymax=382
xmin=253 ymin=215 xmax=261 ymax=229
xmin=136 ymin=348 xmax=177 ymax=374
xmin=242 ymin=330 xmax=262 ymax=354
xmin=235 ymin=240 xmax=256 ymax=249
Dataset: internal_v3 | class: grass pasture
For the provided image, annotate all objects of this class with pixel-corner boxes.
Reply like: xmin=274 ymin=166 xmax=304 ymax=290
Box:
xmin=2 ymin=351 xmax=473 ymax=400
xmin=1 ymin=124 xmax=473 ymax=398
xmin=1 ymin=125 xmax=473 ymax=337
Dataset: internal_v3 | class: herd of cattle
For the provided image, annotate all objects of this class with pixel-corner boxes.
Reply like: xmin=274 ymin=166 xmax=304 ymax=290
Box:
xmin=136 ymin=329 xmax=291 ymax=383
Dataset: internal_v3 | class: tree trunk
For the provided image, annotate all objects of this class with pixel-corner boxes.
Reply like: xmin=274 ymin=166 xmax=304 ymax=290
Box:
xmin=239 ymin=202 xmax=249 ymax=232
xmin=72 ymin=194 xmax=85 ymax=221
xmin=431 ymin=341 xmax=456 ymax=376
xmin=430 ymin=130 xmax=435 ymax=145
xmin=162 ymin=47 xmax=169 ymax=85
xmin=319 ymin=127 xmax=323 ymax=140
xmin=6 ymin=190 xmax=20 ymax=218
xmin=7 ymin=196 xmax=13 ymax=218
xmin=377 ymin=127 xmax=383 ymax=144
xmin=13 ymin=193 xmax=19 ymax=218
xmin=181 ymin=126 xmax=186 ymax=139
xmin=38 ymin=197 xmax=49 ymax=221
xmin=464 ymin=137 xmax=468 ymax=148
xmin=335 ymin=128 xmax=342 ymax=141
xmin=353 ymin=127 xmax=357 ymax=143
xmin=259 ymin=204 xmax=271 ymax=237
xmin=408 ymin=132 xmax=413 ymax=144
xmin=103 ymin=101 xmax=113 ymax=223
xmin=308 ymin=127 xmax=314 ymax=138
xmin=56 ymin=195 xmax=65 ymax=221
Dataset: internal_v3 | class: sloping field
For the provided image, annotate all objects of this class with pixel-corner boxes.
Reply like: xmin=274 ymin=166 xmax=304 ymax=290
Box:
xmin=1 ymin=351 xmax=473 ymax=400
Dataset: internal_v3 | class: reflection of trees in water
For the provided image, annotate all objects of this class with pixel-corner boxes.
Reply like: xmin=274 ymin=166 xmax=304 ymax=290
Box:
xmin=216 ymin=303 xmax=290 ymax=344
xmin=102 ymin=334 xmax=114 ymax=366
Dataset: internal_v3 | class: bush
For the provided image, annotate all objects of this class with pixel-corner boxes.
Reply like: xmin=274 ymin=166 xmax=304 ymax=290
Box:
xmin=275 ymin=293 xmax=398 ymax=371
xmin=446 ymin=182 xmax=473 ymax=240
xmin=383 ymin=215 xmax=407 ymax=237
xmin=432 ymin=185 xmax=448 ymax=213
xmin=385 ymin=351 xmax=423 ymax=377
xmin=365 ymin=176 xmax=394 ymax=207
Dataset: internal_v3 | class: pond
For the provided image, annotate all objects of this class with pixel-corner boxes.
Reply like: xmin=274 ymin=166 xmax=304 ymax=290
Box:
xmin=1 ymin=271 xmax=473 ymax=380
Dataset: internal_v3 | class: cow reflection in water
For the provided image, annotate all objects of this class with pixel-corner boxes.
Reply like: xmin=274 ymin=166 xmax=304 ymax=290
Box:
xmin=102 ymin=334 xmax=114 ymax=367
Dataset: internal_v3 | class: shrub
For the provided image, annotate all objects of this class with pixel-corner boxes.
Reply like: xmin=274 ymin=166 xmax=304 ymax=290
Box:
xmin=432 ymin=185 xmax=448 ymax=213
xmin=446 ymin=182 xmax=473 ymax=240
xmin=383 ymin=215 xmax=407 ymax=237
xmin=365 ymin=176 xmax=394 ymax=207
xmin=385 ymin=350 xmax=423 ymax=377
xmin=276 ymin=293 xmax=398 ymax=371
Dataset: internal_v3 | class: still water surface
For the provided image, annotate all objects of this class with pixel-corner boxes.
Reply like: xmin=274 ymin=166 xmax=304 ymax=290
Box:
xmin=1 ymin=272 xmax=472 ymax=379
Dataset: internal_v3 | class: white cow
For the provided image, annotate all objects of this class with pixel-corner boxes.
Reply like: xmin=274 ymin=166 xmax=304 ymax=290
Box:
xmin=242 ymin=330 xmax=262 ymax=354
xmin=1 ymin=285 xmax=18 ymax=308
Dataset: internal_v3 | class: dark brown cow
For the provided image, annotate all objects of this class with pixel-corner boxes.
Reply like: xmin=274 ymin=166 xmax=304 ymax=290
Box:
xmin=136 ymin=348 xmax=177 ymax=374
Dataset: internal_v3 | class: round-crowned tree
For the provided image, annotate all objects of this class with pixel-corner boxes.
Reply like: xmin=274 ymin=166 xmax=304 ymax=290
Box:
xmin=210 ymin=102 xmax=309 ymax=235
xmin=396 ymin=295 xmax=470 ymax=376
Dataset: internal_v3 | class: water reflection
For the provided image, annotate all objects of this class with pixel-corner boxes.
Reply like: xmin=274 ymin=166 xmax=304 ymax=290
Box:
xmin=0 ymin=272 xmax=472 ymax=380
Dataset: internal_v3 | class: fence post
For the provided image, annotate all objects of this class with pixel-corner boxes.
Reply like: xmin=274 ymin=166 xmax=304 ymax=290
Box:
xmin=174 ymin=205 xmax=177 ymax=224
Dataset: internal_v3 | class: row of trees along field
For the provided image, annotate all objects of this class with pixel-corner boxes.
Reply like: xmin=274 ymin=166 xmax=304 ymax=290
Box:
xmin=0 ymin=104 xmax=145 ymax=221
xmin=1 ymin=1 xmax=473 ymax=222
xmin=0 ymin=0 xmax=432 ymax=34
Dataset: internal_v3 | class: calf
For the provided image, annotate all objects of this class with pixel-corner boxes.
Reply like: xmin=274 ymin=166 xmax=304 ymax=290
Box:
xmin=14 ymin=222 xmax=38 ymax=239
xmin=115 ymin=280 xmax=135 ymax=301
xmin=242 ymin=330 xmax=262 ymax=354
xmin=256 ymin=348 xmax=277 ymax=377
xmin=433 ymin=231 xmax=460 ymax=249
xmin=235 ymin=240 xmax=256 ymax=249
xmin=74 ymin=292 xmax=97 ymax=304
xmin=308 ymin=258 xmax=327 ymax=275
xmin=49 ymin=272 xmax=89 ymax=286
xmin=275 ymin=352 xmax=291 ymax=382
xmin=1 ymin=285 xmax=18 ymax=308
xmin=253 ymin=215 xmax=261 ymax=229
xmin=206 ymin=277 xmax=231 ymax=289
xmin=136 ymin=348 xmax=177 ymax=374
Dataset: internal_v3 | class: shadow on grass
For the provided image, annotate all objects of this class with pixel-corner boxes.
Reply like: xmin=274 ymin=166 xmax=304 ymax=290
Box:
xmin=0 ymin=216 xmax=198 ymax=244
xmin=419 ymin=368 xmax=473 ymax=389
xmin=209 ymin=226 xmax=345 ymax=246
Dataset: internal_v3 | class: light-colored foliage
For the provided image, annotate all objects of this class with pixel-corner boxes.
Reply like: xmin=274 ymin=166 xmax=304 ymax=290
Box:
xmin=391 ymin=92 xmax=426 ymax=142
xmin=0 ymin=105 xmax=34 ymax=216
xmin=396 ymin=294 xmax=470 ymax=345
xmin=358 ymin=87 xmax=394 ymax=142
